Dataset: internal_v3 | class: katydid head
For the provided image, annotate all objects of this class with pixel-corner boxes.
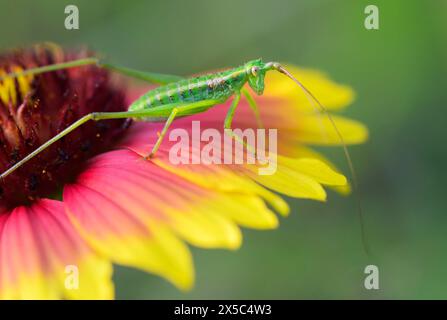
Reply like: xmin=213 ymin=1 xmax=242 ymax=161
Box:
xmin=245 ymin=60 xmax=285 ymax=95
xmin=245 ymin=59 xmax=268 ymax=95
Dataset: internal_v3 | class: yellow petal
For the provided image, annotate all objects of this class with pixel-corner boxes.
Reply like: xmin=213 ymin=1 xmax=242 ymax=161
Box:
xmin=211 ymin=194 xmax=279 ymax=230
xmin=278 ymin=146 xmax=352 ymax=195
xmin=68 ymin=212 xmax=194 ymax=291
xmin=279 ymin=156 xmax=347 ymax=186
xmin=62 ymin=256 xmax=114 ymax=300
xmin=152 ymin=157 xmax=290 ymax=216
xmin=295 ymin=114 xmax=369 ymax=145
xmin=264 ymin=64 xmax=355 ymax=111
xmin=167 ymin=207 xmax=242 ymax=250
xmin=244 ymin=162 xmax=327 ymax=202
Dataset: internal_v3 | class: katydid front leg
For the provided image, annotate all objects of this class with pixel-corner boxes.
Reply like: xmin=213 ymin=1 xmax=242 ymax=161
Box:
xmin=241 ymin=88 xmax=264 ymax=129
xmin=146 ymin=108 xmax=179 ymax=159
xmin=224 ymin=93 xmax=258 ymax=157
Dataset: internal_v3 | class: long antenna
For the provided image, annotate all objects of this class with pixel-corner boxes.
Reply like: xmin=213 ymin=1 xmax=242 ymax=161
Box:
xmin=272 ymin=63 xmax=370 ymax=257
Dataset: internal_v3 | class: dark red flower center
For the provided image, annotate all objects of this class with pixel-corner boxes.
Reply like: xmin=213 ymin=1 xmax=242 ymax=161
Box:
xmin=0 ymin=44 xmax=128 ymax=212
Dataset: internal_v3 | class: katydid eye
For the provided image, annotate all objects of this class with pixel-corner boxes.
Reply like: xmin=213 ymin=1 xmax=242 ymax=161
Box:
xmin=251 ymin=66 xmax=259 ymax=76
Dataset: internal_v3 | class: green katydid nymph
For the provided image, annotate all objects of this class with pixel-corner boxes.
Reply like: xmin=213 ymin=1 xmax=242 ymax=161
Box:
xmin=0 ymin=56 xmax=368 ymax=254
xmin=0 ymin=58 xmax=349 ymax=180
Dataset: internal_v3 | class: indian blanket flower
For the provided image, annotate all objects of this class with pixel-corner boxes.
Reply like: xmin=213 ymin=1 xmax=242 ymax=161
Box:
xmin=0 ymin=44 xmax=367 ymax=299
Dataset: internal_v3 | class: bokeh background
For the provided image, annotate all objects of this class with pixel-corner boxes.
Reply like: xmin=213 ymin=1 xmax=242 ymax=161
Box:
xmin=0 ymin=0 xmax=445 ymax=299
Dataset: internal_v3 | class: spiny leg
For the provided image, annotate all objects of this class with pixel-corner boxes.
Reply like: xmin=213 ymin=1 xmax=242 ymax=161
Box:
xmin=224 ymin=93 xmax=257 ymax=157
xmin=0 ymin=110 xmax=139 ymax=180
xmin=99 ymin=63 xmax=183 ymax=84
xmin=0 ymin=58 xmax=184 ymax=177
xmin=145 ymin=108 xmax=179 ymax=159
xmin=0 ymin=100 xmax=222 ymax=179
xmin=144 ymin=99 xmax=225 ymax=158
xmin=0 ymin=58 xmax=183 ymax=85
xmin=0 ymin=58 xmax=98 ymax=82
xmin=241 ymin=88 xmax=264 ymax=129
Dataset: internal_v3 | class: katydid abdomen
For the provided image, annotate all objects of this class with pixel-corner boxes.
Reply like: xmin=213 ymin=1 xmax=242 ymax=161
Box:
xmin=127 ymin=65 xmax=249 ymax=121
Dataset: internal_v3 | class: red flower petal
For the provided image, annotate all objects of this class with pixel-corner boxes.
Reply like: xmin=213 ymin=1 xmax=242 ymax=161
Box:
xmin=0 ymin=199 xmax=112 ymax=299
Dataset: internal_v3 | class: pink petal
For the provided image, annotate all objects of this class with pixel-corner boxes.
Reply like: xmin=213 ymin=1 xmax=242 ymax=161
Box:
xmin=0 ymin=199 xmax=113 ymax=299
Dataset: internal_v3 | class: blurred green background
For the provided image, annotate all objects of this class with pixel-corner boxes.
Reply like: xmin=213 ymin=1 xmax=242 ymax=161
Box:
xmin=1 ymin=0 xmax=445 ymax=299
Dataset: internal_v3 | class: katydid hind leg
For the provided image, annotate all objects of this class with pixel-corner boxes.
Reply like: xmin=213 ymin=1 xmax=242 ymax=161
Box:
xmin=0 ymin=99 xmax=222 ymax=179
xmin=0 ymin=57 xmax=183 ymax=85
xmin=100 ymin=62 xmax=183 ymax=84
xmin=0 ymin=58 xmax=98 ymax=82
xmin=0 ymin=110 xmax=141 ymax=180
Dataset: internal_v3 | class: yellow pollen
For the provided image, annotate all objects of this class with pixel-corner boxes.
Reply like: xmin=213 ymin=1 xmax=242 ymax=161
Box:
xmin=13 ymin=66 xmax=34 ymax=98
xmin=0 ymin=66 xmax=34 ymax=106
